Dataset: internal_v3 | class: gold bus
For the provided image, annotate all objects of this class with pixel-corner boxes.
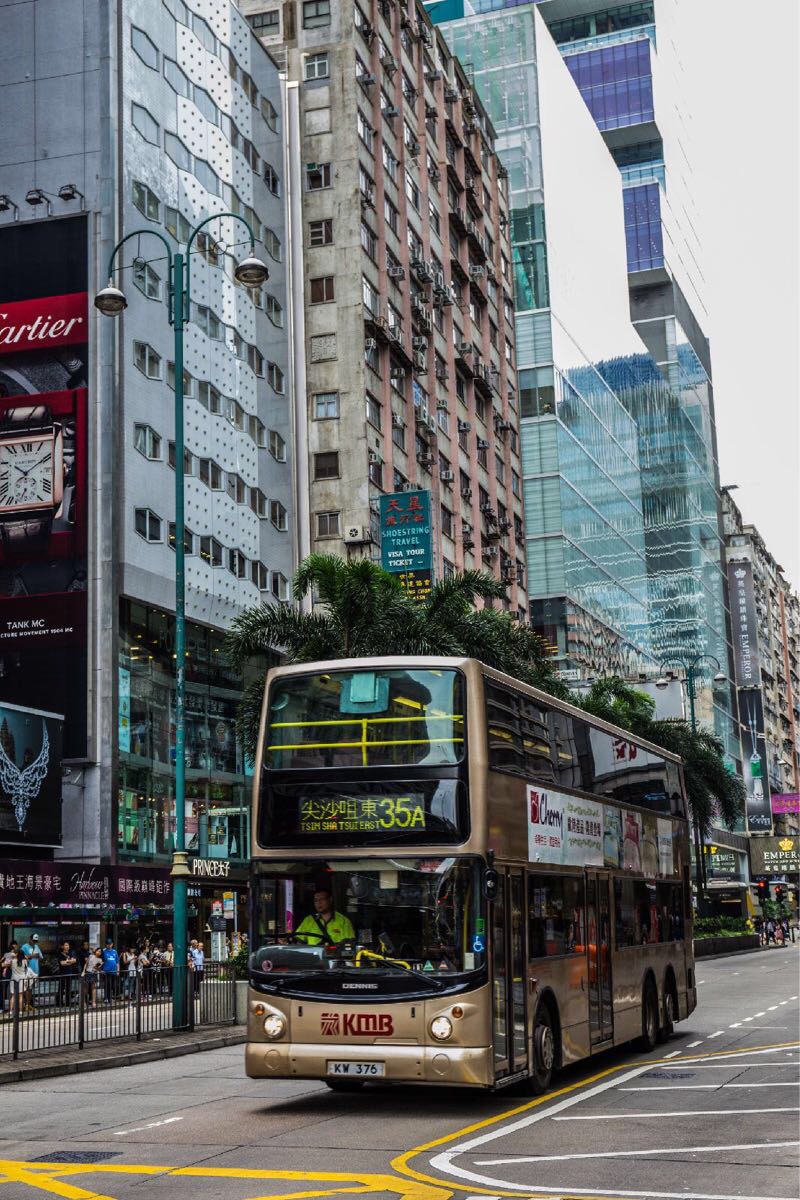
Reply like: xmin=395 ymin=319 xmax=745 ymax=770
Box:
xmin=245 ymin=657 xmax=696 ymax=1092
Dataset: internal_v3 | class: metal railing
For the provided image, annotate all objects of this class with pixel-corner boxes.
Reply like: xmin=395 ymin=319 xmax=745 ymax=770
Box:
xmin=0 ymin=962 xmax=236 ymax=1060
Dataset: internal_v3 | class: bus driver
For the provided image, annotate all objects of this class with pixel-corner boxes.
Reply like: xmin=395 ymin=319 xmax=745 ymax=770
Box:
xmin=296 ymin=889 xmax=355 ymax=946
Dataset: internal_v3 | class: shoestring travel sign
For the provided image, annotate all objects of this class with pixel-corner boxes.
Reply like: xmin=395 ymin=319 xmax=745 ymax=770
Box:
xmin=379 ymin=490 xmax=433 ymax=601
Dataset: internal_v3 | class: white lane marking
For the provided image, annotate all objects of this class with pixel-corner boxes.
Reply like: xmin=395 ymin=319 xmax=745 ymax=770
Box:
xmin=112 ymin=1116 xmax=184 ymax=1136
xmin=780 ymin=1000 xmax=789 ymax=1005
xmin=475 ymin=1140 xmax=799 ymax=1165
xmin=697 ymin=979 xmax=706 ymax=984
xmin=621 ymin=1082 xmax=800 ymax=1090
xmin=707 ymin=1031 xmax=724 ymax=1039
xmin=768 ymin=1005 xmax=779 ymax=1010
xmin=743 ymin=1016 xmax=754 ymax=1022
xmin=686 ymin=1040 xmax=703 ymax=1048
xmin=664 ymin=1050 xmax=682 ymax=1058
xmin=660 ymin=1061 xmax=798 ymax=1068
xmin=729 ymin=1022 xmax=742 ymax=1028
xmin=755 ymin=1011 xmax=767 ymax=1017
xmin=552 ymin=1107 xmax=800 ymax=1120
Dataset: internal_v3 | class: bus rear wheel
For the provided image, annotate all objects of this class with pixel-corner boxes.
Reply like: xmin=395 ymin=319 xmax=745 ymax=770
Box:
xmin=636 ymin=979 xmax=659 ymax=1052
xmin=529 ymin=1006 xmax=556 ymax=1093
xmin=658 ymin=984 xmax=676 ymax=1043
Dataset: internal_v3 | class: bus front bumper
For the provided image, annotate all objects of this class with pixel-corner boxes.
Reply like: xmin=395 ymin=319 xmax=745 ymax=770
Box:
xmin=245 ymin=1040 xmax=493 ymax=1086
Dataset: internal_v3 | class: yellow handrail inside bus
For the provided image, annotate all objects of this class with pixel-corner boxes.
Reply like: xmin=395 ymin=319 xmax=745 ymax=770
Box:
xmin=355 ymin=947 xmax=412 ymax=970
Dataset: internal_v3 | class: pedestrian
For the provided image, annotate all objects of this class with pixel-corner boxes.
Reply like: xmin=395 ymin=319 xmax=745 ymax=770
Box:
xmin=9 ymin=947 xmax=33 ymax=1018
xmin=82 ymin=946 xmax=102 ymax=1008
xmin=189 ymin=939 xmax=205 ymax=996
xmin=101 ymin=937 xmax=120 ymax=1003
xmin=20 ymin=934 xmax=43 ymax=1010
xmin=77 ymin=940 xmax=91 ymax=973
xmin=121 ymin=947 xmax=138 ymax=1000
xmin=58 ymin=942 xmax=78 ymax=1006
xmin=2 ymin=942 xmax=19 ymax=1013
xmin=766 ymin=916 xmax=776 ymax=945
xmin=137 ymin=945 xmax=151 ymax=999
xmin=780 ymin=915 xmax=790 ymax=944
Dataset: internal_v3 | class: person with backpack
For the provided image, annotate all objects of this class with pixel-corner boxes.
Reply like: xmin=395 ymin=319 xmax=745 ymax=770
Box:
xmin=101 ymin=938 xmax=120 ymax=1003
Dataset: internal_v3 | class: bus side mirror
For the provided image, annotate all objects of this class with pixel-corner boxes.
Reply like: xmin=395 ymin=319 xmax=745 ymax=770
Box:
xmin=482 ymin=868 xmax=499 ymax=902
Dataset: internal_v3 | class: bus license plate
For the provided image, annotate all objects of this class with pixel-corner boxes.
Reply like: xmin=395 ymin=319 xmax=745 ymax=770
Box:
xmin=327 ymin=1060 xmax=385 ymax=1077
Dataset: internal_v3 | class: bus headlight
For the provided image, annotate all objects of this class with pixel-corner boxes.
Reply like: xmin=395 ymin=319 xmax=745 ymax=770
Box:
xmin=263 ymin=1013 xmax=286 ymax=1039
xmin=430 ymin=1015 xmax=453 ymax=1041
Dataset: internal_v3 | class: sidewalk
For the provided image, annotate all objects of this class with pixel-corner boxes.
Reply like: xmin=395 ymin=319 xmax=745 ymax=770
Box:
xmin=0 ymin=1023 xmax=246 ymax=1087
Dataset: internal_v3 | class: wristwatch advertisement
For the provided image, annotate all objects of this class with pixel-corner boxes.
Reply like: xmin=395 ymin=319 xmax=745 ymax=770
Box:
xmin=0 ymin=404 xmax=65 ymax=549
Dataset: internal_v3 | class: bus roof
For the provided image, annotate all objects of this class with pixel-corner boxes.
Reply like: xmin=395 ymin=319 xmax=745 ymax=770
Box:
xmin=263 ymin=656 xmax=685 ymax=768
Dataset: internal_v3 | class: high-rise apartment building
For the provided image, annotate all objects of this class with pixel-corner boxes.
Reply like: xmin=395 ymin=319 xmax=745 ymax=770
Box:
xmin=0 ymin=0 xmax=294 ymax=932
xmin=244 ymin=0 xmax=527 ymax=610
xmin=722 ymin=488 xmax=800 ymax=835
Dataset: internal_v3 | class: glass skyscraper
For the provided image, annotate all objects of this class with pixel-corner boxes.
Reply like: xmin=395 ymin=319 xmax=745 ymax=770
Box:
xmin=428 ymin=0 xmax=740 ymax=765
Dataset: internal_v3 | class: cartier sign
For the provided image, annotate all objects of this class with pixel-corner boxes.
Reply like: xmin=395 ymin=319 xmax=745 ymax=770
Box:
xmin=0 ymin=293 xmax=88 ymax=355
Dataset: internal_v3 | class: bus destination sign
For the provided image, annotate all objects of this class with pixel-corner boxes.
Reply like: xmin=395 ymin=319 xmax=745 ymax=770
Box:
xmin=300 ymin=794 xmax=427 ymax=835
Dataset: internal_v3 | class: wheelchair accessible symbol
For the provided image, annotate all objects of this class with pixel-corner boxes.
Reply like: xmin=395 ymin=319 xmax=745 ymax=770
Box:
xmin=472 ymin=934 xmax=485 ymax=953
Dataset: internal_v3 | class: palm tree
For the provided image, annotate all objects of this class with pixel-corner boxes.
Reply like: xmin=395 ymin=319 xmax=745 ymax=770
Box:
xmin=226 ymin=554 xmax=562 ymax=758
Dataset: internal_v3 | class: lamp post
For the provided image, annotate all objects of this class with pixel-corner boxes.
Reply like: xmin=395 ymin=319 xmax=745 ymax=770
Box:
xmin=95 ymin=217 xmax=268 ymax=1028
xmin=656 ymin=654 xmax=727 ymax=913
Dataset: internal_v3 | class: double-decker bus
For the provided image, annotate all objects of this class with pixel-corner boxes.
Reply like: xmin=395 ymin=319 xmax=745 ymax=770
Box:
xmin=246 ymin=657 xmax=696 ymax=1092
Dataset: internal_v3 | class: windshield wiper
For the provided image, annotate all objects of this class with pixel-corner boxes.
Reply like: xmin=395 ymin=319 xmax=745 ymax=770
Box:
xmin=352 ymin=949 xmax=446 ymax=989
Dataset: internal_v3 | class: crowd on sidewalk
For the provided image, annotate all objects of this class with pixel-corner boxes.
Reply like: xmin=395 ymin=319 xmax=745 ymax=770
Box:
xmin=1 ymin=935 xmax=207 ymax=1014
xmin=753 ymin=914 xmax=795 ymax=947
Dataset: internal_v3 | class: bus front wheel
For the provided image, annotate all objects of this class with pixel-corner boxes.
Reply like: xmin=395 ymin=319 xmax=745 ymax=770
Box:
xmin=529 ymin=1006 xmax=556 ymax=1093
xmin=636 ymin=979 xmax=659 ymax=1052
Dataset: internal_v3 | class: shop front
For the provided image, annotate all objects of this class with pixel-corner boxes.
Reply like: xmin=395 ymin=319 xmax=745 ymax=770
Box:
xmin=186 ymin=856 xmax=248 ymax=953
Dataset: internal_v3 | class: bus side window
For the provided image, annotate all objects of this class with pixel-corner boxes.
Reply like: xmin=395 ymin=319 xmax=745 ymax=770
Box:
xmin=528 ymin=874 xmax=585 ymax=959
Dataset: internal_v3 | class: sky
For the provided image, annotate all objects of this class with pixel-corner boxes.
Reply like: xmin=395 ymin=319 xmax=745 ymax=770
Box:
xmin=680 ymin=0 xmax=800 ymax=586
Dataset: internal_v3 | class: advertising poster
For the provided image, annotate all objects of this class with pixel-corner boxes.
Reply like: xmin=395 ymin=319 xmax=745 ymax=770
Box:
xmin=379 ymin=490 xmax=433 ymax=602
xmin=641 ymin=811 xmax=660 ymax=878
xmin=527 ymin=786 xmax=603 ymax=866
xmin=771 ymin=794 xmax=800 ymax=816
xmin=657 ymin=817 xmax=674 ymax=877
xmin=749 ymin=834 xmax=799 ymax=877
xmin=0 ymin=217 xmax=89 ymax=762
xmin=603 ymin=806 xmax=622 ymax=867
xmin=622 ymin=809 xmax=642 ymax=871
xmin=0 ymin=858 xmax=171 ymax=905
xmin=739 ymin=689 xmax=773 ymax=834
xmin=708 ymin=844 xmax=739 ymax=880
xmin=0 ymin=701 xmax=63 ymax=846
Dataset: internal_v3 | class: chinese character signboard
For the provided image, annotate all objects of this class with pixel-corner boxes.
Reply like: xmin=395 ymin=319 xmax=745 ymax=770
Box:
xmin=749 ymin=835 xmax=799 ymax=878
xmin=708 ymin=845 xmax=741 ymax=880
xmin=728 ymin=562 xmax=760 ymax=688
xmin=771 ymin=793 xmax=800 ymax=815
xmin=379 ymin=491 xmax=433 ymax=601
xmin=739 ymin=689 xmax=773 ymax=834
xmin=0 ymin=702 xmax=63 ymax=846
xmin=0 ymin=860 xmax=172 ymax=906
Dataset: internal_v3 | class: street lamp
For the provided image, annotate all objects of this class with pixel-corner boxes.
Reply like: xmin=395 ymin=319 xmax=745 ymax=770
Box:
xmin=95 ymin=216 xmax=267 ymax=1029
xmin=656 ymin=653 xmax=727 ymax=912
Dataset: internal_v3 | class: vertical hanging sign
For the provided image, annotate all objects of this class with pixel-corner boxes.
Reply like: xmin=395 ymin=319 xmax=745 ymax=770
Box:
xmin=379 ymin=490 xmax=433 ymax=601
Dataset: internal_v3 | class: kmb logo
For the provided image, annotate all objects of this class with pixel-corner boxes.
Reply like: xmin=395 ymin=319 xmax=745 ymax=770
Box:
xmin=320 ymin=1012 xmax=393 ymax=1036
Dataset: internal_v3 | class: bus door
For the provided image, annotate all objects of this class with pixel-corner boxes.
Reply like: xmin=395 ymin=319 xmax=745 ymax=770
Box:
xmin=585 ymin=870 xmax=613 ymax=1044
xmin=491 ymin=868 xmax=528 ymax=1080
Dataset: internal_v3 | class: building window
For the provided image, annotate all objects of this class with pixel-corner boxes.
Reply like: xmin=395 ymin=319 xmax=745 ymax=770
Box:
xmin=167 ymin=441 xmax=194 ymax=474
xmin=226 ymin=473 xmax=247 ymax=504
xmin=133 ymin=341 xmax=161 ymax=379
xmin=360 ymin=222 xmax=377 ymax=260
xmin=314 ymin=451 xmax=339 ymax=480
xmin=228 ymin=549 xmax=247 ymax=578
xmin=392 ymin=423 xmax=405 ymax=451
xmin=199 ymin=536 xmax=223 ymax=567
xmin=264 ymin=163 xmax=280 ymax=195
xmin=306 ymin=162 xmax=332 ymax=190
xmin=168 ymin=523 xmax=194 ymax=554
xmin=366 ymin=392 xmax=382 ymax=430
xmin=198 ymin=381 xmax=222 ymax=414
xmin=310 ymin=218 xmax=333 ymax=246
xmin=166 ymin=362 xmax=194 ymax=397
xmin=133 ymin=424 xmax=161 ymax=460
xmin=198 ymin=458 xmax=224 ymax=490
xmin=310 ymin=276 xmax=335 ymax=303
xmin=441 ymin=505 xmax=454 ymax=539
xmin=272 ymin=571 xmax=290 ymax=601
xmin=132 ymin=181 xmax=160 ymax=221
xmin=194 ymin=304 xmax=222 ymax=339
xmin=267 ymin=362 xmax=285 ymax=393
xmin=405 ymin=171 xmax=420 ymax=211
xmin=304 ymin=52 xmax=330 ymax=81
xmin=131 ymin=103 xmax=159 ymax=146
xmin=131 ymin=25 xmax=158 ymax=68
xmin=252 ymin=561 xmax=270 ymax=591
xmin=264 ymin=227 xmax=282 ymax=260
xmin=313 ymin=391 xmax=339 ymax=419
xmin=495 ymin=453 xmax=505 ymax=484
xmin=270 ymin=500 xmax=288 ymax=531
xmin=165 ymin=206 xmax=190 ymax=244
xmin=511 ymin=469 xmax=520 ymax=498
xmin=357 ymin=110 xmax=374 ymax=150
xmin=133 ymin=260 xmax=161 ymax=300
xmin=249 ymin=415 xmax=266 ymax=447
xmin=266 ymin=294 xmax=284 ymax=328
xmin=165 ymin=132 xmax=191 ymax=171
xmin=249 ymin=11 xmax=280 ymax=34
xmin=250 ymin=487 xmax=267 ymax=517
xmin=316 ymin=510 xmax=340 ymax=538
xmin=384 ymin=197 xmax=399 ymax=234
xmin=261 ymin=95 xmax=279 ymax=129
xmin=303 ymin=0 xmax=331 ymax=27
xmin=268 ymin=430 xmax=286 ymax=461
xmin=134 ymin=508 xmax=162 ymax=542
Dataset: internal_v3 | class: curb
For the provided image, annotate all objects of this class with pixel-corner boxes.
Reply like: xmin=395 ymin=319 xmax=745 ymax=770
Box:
xmin=0 ymin=1028 xmax=246 ymax=1086
xmin=694 ymin=945 xmax=769 ymax=961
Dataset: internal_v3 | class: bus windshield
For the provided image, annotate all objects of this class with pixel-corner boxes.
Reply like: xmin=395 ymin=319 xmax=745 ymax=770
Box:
xmin=266 ymin=668 xmax=465 ymax=769
xmin=250 ymin=857 xmax=485 ymax=983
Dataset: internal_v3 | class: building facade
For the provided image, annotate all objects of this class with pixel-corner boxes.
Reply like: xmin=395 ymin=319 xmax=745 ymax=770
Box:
xmin=0 ymin=0 xmax=294 ymax=941
xmin=722 ymin=488 xmax=800 ymax=835
xmin=243 ymin=0 xmax=528 ymax=610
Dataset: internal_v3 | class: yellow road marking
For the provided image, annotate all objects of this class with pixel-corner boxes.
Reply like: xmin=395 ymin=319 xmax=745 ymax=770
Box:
xmin=390 ymin=1039 xmax=800 ymax=1199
